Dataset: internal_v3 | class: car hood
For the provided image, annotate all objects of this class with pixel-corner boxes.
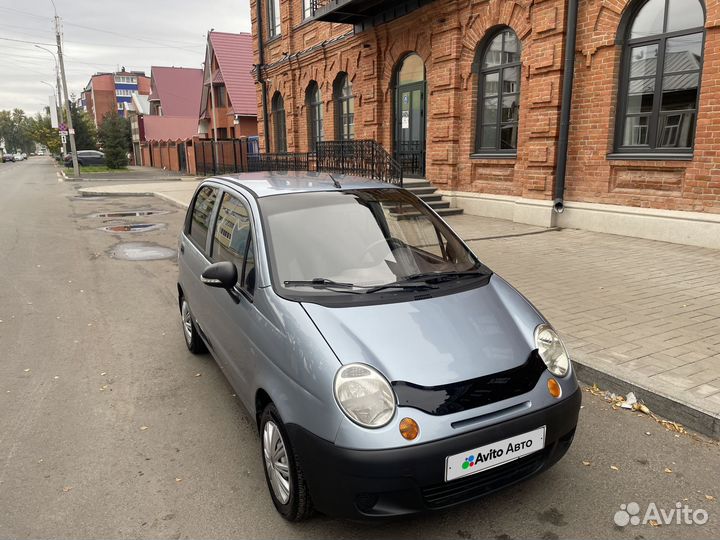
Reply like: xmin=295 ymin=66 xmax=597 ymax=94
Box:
xmin=302 ymin=275 xmax=545 ymax=387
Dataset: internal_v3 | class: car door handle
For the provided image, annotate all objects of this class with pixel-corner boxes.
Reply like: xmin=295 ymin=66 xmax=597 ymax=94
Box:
xmin=180 ymin=243 xmax=185 ymax=254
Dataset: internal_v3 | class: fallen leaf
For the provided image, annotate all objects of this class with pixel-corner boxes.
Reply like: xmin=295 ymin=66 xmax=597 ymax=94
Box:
xmin=610 ymin=465 xmax=619 ymax=471
xmin=175 ymin=478 xmax=182 ymax=483
xmin=649 ymin=519 xmax=660 ymax=527
xmin=664 ymin=468 xmax=673 ymax=474
xmin=706 ymin=495 xmax=716 ymax=502
xmin=62 ymin=486 xmax=73 ymax=493
xmin=582 ymin=460 xmax=591 ymax=466
xmin=140 ymin=426 xmax=148 ymax=431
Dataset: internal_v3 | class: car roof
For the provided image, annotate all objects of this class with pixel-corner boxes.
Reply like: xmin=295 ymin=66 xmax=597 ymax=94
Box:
xmin=206 ymin=171 xmax=398 ymax=199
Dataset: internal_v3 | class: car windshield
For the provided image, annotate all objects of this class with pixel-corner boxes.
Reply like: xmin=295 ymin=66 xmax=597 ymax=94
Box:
xmin=259 ymin=188 xmax=488 ymax=300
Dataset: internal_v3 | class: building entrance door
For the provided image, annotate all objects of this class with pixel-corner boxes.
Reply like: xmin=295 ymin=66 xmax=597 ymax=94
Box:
xmin=394 ymin=54 xmax=426 ymax=178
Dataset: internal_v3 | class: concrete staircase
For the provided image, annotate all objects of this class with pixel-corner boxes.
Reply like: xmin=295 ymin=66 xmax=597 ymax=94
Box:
xmin=399 ymin=178 xmax=463 ymax=218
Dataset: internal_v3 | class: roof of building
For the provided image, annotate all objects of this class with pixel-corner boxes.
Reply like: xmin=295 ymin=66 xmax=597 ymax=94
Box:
xmin=630 ymin=51 xmax=701 ymax=94
xmin=209 ymin=171 xmax=392 ymax=198
xmin=207 ymin=32 xmax=257 ymax=117
xmin=149 ymin=66 xmax=204 ymax=117
xmin=142 ymin=116 xmax=198 ymax=142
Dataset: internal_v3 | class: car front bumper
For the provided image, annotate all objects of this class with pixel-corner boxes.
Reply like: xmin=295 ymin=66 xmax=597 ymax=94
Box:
xmin=286 ymin=387 xmax=581 ymax=519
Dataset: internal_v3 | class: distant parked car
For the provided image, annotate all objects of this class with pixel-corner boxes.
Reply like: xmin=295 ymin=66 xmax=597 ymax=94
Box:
xmin=2 ymin=154 xmax=14 ymax=163
xmin=64 ymin=150 xmax=105 ymax=167
xmin=13 ymin=153 xmax=24 ymax=161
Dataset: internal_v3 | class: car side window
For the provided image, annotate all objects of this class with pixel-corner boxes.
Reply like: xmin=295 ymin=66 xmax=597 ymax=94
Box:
xmin=211 ymin=193 xmax=255 ymax=293
xmin=188 ymin=186 xmax=219 ymax=252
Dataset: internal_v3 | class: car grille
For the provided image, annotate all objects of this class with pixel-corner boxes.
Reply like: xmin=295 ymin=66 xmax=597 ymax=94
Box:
xmin=393 ymin=352 xmax=546 ymax=415
xmin=421 ymin=448 xmax=548 ymax=509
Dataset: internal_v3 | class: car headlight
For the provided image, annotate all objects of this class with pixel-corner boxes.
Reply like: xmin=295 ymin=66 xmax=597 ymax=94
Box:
xmin=534 ymin=324 xmax=570 ymax=377
xmin=333 ymin=363 xmax=396 ymax=428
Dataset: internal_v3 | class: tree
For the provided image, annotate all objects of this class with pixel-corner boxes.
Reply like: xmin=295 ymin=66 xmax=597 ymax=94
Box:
xmin=69 ymin=99 xmax=97 ymax=150
xmin=98 ymin=113 xmax=130 ymax=168
xmin=27 ymin=112 xmax=62 ymax=155
xmin=0 ymin=108 xmax=33 ymax=153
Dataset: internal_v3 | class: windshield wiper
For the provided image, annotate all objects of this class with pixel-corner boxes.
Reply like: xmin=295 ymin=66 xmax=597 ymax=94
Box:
xmin=400 ymin=270 xmax=485 ymax=284
xmin=284 ymin=278 xmax=356 ymax=289
xmin=365 ymin=282 xmax=439 ymax=294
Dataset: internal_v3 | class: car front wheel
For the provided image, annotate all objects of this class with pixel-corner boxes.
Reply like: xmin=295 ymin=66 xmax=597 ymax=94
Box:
xmin=260 ymin=404 xmax=313 ymax=521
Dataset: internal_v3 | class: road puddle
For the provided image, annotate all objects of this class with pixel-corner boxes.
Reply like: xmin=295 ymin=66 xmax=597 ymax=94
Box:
xmin=101 ymin=223 xmax=167 ymax=233
xmin=109 ymin=242 xmax=176 ymax=261
xmin=92 ymin=210 xmax=169 ymax=218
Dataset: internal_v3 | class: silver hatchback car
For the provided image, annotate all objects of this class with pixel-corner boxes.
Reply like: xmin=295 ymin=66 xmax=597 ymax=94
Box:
xmin=177 ymin=172 xmax=581 ymax=521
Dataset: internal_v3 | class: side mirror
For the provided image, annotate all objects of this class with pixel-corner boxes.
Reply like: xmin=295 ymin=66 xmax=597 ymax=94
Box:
xmin=201 ymin=261 xmax=237 ymax=290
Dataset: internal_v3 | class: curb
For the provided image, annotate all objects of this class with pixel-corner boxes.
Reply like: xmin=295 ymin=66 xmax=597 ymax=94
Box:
xmin=573 ymin=359 xmax=720 ymax=439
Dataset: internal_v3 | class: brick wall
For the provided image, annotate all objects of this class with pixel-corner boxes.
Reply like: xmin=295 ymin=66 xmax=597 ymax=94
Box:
xmin=250 ymin=0 xmax=720 ymax=213
xmin=567 ymin=0 xmax=720 ymax=213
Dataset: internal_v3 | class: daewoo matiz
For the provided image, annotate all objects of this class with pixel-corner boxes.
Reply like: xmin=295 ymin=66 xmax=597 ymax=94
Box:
xmin=177 ymin=171 xmax=581 ymax=521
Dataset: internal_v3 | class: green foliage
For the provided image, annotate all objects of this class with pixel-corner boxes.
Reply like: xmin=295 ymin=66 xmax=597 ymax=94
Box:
xmin=0 ymin=108 xmax=34 ymax=153
xmin=98 ymin=113 xmax=131 ymax=169
xmin=27 ymin=112 xmax=62 ymax=155
xmin=69 ymin=102 xmax=97 ymax=150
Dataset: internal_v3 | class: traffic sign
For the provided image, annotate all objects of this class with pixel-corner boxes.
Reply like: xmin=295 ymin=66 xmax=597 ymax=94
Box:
xmin=61 ymin=134 xmax=67 ymax=144
xmin=58 ymin=122 xmax=67 ymax=132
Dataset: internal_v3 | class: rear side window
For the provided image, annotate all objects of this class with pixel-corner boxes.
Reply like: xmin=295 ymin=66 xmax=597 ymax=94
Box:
xmin=188 ymin=186 xmax=219 ymax=251
xmin=211 ymin=193 xmax=255 ymax=292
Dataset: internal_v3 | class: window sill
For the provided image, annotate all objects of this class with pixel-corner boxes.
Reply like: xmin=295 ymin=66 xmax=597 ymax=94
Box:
xmin=607 ymin=152 xmax=694 ymax=161
xmin=470 ymin=153 xmax=517 ymax=161
xmin=265 ymin=35 xmax=282 ymax=45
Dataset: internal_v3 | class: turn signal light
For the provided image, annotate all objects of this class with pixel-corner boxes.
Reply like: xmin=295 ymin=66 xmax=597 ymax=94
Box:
xmin=547 ymin=378 xmax=562 ymax=398
xmin=399 ymin=417 xmax=419 ymax=440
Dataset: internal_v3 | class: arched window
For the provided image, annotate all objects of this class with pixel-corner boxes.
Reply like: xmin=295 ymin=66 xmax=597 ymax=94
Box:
xmin=306 ymin=82 xmax=324 ymax=152
xmin=271 ymin=92 xmax=287 ymax=153
xmin=475 ymin=28 xmax=521 ymax=154
xmin=333 ymin=73 xmax=354 ymax=141
xmin=615 ymin=0 xmax=704 ymax=153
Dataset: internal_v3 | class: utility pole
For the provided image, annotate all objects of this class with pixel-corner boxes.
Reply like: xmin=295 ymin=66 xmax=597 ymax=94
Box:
xmin=52 ymin=3 xmax=79 ymax=177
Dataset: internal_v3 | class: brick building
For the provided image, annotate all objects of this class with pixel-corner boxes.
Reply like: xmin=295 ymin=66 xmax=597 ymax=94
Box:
xmin=249 ymin=0 xmax=720 ymax=248
xmin=199 ymin=32 xmax=259 ymax=140
xmin=80 ymin=70 xmax=151 ymax=126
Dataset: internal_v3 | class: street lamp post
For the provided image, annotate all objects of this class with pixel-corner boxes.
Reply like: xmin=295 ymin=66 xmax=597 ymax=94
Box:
xmin=40 ymin=80 xmax=63 ymax=155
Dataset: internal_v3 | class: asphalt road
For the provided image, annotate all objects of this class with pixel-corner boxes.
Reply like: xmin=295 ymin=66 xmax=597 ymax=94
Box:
xmin=0 ymin=158 xmax=718 ymax=540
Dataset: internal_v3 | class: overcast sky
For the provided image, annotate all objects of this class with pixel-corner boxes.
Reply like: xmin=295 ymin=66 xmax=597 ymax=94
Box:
xmin=0 ymin=0 xmax=251 ymax=115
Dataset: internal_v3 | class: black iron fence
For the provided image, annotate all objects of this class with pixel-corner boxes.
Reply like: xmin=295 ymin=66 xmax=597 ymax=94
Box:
xmin=316 ymin=140 xmax=403 ymax=186
xmin=195 ymin=138 xmax=402 ymax=186
xmin=248 ymin=152 xmax=312 ymax=172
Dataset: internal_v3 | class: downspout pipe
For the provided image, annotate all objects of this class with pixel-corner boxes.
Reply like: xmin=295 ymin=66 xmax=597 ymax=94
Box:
xmin=553 ymin=0 xmax=579 ymax=214
xmin=256 ymin=0 xmax=271 ymax=153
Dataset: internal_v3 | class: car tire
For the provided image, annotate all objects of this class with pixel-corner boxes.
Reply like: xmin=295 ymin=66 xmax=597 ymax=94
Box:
xmin=260 ymin=404 xmax=313 ymax=522
xmin=180 ymin=297 xmax=206 ymax=354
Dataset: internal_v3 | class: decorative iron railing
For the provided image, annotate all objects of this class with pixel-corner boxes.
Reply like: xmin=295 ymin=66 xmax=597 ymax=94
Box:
xmin=248 ymin=152 xmax=311 ymax=172
xmin=316 ymin=140 xmax=403 ymax=186
xmin=194 ymin=138 xmax=402 ymax=186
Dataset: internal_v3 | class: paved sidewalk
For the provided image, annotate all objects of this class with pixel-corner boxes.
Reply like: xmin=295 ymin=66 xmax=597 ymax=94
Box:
xmin=79 ymin=181 xmax=720 ymax=436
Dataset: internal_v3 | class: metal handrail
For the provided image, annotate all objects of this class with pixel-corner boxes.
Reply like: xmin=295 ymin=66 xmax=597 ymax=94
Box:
xmin=315 ymin=140 xmax=403 ymax=186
